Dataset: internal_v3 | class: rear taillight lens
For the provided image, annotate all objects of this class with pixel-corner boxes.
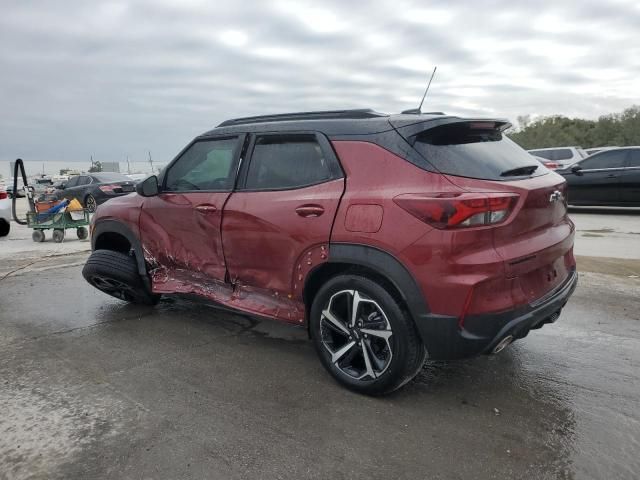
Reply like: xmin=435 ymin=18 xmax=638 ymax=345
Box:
xmin=0 ymin=190 xmax=7 ymax=200
xmin=99 ymin=184 xmax=118 ymax=193
xmin=394 ymin=192 xmax=519 ymax=229
xmin=543 ymin=162 xmax=560 ymax=169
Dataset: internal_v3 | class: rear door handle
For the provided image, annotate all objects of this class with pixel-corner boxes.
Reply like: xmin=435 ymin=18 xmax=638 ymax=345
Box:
xmin=195 ymin=204 xmax=217 ymax=214
xmin=606 ymin=174 xmax=619 ymax=178
xmin=295 ymin=205 xmax=324 ymax=217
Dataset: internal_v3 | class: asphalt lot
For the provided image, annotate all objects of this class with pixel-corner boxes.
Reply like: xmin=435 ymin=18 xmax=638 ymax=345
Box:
xmin=1 ymin=203 xmax=639 ymax=479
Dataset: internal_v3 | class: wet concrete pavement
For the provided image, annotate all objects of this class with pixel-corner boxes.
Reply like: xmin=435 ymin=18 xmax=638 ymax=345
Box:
xmin=1 ymin=255 xmax=639 ymax=479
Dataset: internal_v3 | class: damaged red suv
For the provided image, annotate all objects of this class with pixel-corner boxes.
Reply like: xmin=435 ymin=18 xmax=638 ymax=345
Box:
xmin=83 ymin=109 xmax=577 ymax=395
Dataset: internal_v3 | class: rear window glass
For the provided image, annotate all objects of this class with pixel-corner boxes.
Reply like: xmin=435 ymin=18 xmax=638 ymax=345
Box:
xmin=413 ymin=124 xmax=546 ymax=180
xmin=529 ymin=149 xmax=572 ymax=161
xmin=92 ymin=173 xmax=131 ymax=182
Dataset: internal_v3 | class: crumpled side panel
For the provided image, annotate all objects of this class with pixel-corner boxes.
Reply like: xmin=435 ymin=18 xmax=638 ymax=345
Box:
xmin=151 ymin=268 xmax=306 ymax=325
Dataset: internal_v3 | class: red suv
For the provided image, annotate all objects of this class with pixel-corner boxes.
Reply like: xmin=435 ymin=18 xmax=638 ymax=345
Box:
xmin=83 ymin=109 xmax=577 ymax=395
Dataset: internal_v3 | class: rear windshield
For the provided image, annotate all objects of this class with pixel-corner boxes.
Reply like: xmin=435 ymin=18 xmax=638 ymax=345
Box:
xmin=413 ymin=123 xmax=546 ymax=180
xmin=92 ymin=173 xmax=131 ymax=182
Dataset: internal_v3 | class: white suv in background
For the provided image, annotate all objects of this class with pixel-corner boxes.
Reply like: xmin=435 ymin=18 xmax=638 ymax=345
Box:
xmin=527 ymin=146 xmax=588 ymax=169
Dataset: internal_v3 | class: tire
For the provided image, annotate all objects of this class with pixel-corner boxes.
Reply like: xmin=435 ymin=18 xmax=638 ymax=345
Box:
xmin=310 ymin=274 xmax=427 ymax=396
xmin=85 ymin=194 xmax=97 ymax=213
xmin=0 ymin=220 xmax=9 ymax=237
xmin=76 ymin=226 xmax=88 ymax=240
xmin=52 ymin=229 xmax=65 ymax=243
xmin=82 ymin=249 xmax=160 ymax=305
xmin=32 ymin=229 xmax=45 ymax=242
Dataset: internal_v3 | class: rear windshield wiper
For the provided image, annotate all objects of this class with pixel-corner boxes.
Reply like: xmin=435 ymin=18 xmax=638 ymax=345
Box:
xmin=500 ymin=165 xmax=538 ymax=177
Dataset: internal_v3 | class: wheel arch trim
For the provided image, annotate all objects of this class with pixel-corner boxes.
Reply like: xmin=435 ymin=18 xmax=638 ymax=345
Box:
xmin=92 ymin=219 xmax=147 ymax=277
xmin=322 ymin=243 xmax=430 ymax=319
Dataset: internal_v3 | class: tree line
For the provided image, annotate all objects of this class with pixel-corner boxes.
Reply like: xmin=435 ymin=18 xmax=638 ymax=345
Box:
xmin=507 ymin=106 xmax=640 ymax=150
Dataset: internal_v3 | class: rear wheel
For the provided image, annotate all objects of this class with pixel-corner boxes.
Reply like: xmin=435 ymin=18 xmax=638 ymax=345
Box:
xmin=310 ymin=274 xmax=426 ymax=395
xmin=76 ymin=226 xmax=88 ymax=240
xmin=0 ymin=220 xmax=9 ymax=237
xmin=85 ymin=194 xmax=97 ymax=213
xmin=82 ymin=249 xmax=160 ymax=305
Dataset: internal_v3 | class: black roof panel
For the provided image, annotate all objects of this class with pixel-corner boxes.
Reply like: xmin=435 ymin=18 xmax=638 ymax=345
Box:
xmin=200 ymin=110 xmax=507 ymax=138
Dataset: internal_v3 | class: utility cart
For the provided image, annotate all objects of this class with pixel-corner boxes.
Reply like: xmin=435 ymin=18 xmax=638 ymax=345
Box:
xmin=27 ymin=208 xmax=90 ymax=243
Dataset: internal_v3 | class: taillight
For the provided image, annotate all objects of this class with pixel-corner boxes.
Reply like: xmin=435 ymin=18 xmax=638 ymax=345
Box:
xmin=99 ymin=184 xmax=118 ymax=193
xmin=543 ymin=162 xmax=559 ymax=169
xmin=394 ymin=192 xmax=519 ymax=229
xmin=0 ymin=190 xmax=7 ymax=200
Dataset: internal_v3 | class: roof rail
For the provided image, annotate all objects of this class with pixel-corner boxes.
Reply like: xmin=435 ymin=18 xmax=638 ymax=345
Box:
xmin=217 ymin=109 xmax=387 ymax=127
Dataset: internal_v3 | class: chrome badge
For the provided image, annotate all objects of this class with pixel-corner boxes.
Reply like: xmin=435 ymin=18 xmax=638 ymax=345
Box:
xmin=549 ymin=190 xmax=564 ymax=203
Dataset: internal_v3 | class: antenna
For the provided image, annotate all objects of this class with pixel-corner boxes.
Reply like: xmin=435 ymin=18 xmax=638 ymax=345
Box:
xmin=402 ymin=66 xmax=437 ymax=115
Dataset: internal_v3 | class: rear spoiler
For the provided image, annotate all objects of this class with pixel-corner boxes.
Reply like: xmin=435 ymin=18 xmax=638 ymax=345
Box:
xmin=390 ymin=117 xmax=512 ymax=141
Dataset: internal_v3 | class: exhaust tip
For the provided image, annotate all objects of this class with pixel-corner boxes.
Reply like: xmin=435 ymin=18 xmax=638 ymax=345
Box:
xmin=492 ymin=335 xmax=514 ymax=354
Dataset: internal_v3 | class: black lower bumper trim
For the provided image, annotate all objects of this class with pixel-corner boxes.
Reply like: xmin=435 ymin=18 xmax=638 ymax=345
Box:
xmin=415 ymin=269 xmax=578 ymax=360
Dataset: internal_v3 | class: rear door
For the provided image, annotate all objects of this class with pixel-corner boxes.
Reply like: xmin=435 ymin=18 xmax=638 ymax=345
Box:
xmin=620 ymin=149 xmax=640 ymax=205
xmin=62 ymin=175 xmax=89 ymax=201
xmin=565 ymin=150 xmax=627 ymax=205
xmin=139 ymin=136 xmax=243 ymax=285
xmin=221 ymin=133 xmax=343 ymax=300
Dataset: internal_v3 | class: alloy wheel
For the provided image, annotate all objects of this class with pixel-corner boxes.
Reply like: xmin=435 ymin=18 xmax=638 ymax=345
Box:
xmin=319 ymin=289 xmax=393 ymax=380
xmin=91 ymin=275 xmax=135 ymax=301
xmin=86 ymin=195 xmax=97 ymax=213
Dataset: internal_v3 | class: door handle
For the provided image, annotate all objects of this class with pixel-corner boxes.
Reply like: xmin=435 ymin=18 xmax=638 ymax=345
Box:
xmin=606 ymin=174 xmax=619 ymax=178
xmin=295 ymin=205 xmax=324 ymax=217
xmin=195 ymin=204 xmax=217 ymax=213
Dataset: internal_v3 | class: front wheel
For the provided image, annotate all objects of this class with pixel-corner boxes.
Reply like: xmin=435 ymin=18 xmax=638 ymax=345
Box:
xmin=82 ymin=249 xmax=160 ymax=305
xmin=310 ymin=274 xmax=427 ymax=395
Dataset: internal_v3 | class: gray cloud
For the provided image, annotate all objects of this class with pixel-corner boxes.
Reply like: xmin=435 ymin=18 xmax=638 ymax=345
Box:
xmin=0 ymin=0 xmax=639 ymax=163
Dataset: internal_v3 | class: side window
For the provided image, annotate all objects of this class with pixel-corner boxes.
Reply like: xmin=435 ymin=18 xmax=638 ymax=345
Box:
xmin=66 ymin=176 xmax=79 ymax=188
xmin=627 ymin=150 xmax=640 ymax=168
xmin=553 ymin=149 xmax=573 ymax=161
xmin=579 ymin=150 xmax=627 ymax=170
xmin=165 ymin=138 xmax=239 ymax=192
xmin=77 ymin=176 xmax=91 ymax=186
xmin=245 ymin=134 xmax=332 ymax=190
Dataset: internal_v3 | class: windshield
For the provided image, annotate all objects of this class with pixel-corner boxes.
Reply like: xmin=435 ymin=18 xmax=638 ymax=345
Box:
xmin=413 ymin=123 xmax=547 ymax=181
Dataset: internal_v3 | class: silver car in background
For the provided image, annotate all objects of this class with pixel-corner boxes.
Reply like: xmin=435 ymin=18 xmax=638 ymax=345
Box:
xmin=527 ymin=146 xmax=588 ymax=169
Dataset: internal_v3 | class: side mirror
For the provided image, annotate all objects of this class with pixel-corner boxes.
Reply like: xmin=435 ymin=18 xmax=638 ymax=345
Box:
xmin=136 ymin=175 xmax=159 ymax=197
xmin=571 ymin=164 xmax=583 ymax=175
xmin=59 ymin=183 xmax=66 ymax=190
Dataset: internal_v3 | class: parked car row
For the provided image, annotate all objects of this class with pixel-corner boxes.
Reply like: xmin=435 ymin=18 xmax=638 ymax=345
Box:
xmin=527 ymin=145 xmax=639 ymax=206
xmin=557 ymin=147 xmax=640 ymax=206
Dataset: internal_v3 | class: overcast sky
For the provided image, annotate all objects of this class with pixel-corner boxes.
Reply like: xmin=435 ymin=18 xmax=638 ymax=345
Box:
xmin=1 ymin=0 xmax=639 ymax=163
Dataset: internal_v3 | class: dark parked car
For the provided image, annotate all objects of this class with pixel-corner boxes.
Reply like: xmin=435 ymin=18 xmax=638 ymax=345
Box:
xmin=57 ymin=172 xmax=136 ymax=212
xmin=82 ymin=109 xmax=577 ymax=395
xmin=558 ymin=147 xmax=640 ymax=206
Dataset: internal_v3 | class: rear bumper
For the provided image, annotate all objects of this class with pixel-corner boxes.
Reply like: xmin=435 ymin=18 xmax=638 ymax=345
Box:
xmin=415 ymin=268 xmax=578 ymax=360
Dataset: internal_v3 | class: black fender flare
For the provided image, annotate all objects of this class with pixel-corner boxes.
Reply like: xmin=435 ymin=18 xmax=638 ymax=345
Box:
xmin=327 ymin=243 xmax=430 ymax=321
xmin=92 ymin=219 xmax=148 ymax=278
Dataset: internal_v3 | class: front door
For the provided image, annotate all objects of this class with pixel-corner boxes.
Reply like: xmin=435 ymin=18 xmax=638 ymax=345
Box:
xmin=567 ymin=149 xmax=627 ymax=205
xmin=221 ymin=133 xmax=344 ymax=322
xmin=139 ymin=136 xmax=243 ymax=288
